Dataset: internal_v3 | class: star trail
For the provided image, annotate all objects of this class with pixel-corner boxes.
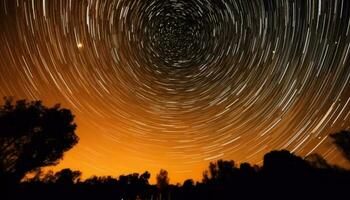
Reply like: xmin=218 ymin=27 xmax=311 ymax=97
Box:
xmin=0 ymin=0 xmax=350 ymax=183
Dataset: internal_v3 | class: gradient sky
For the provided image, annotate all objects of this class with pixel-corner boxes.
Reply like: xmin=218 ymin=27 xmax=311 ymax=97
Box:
xmin=0 ymin=0 xmax=350 ymax=184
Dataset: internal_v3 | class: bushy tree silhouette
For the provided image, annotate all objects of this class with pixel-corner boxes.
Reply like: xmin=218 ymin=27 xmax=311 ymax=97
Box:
xmin=1 ymin=101 xmax=349 ymax=200
xmin=4 ymin=148 xmax=350 ymax=200
xmin=156 ymin=169 xmax=169 ymax=199
xmin=262 ymin=150 xmax=312 ymax=174
xmin=139 ymin=171 xmax=151 ymax=185
xmin=305 ymin=153 xmax=332 ymax=169
xmin=330 ymin=130 xmax=350 ymax=162
xmin=203 ymin=160 xmax=237 ymax=184
xmin=183 ymin=179 xmax=194 ymax=188
xmin=54 ymin=168 xmax=82 ymax=185
xmin=0 ymin=97 xmax=78 ymax=184
xmin=156 ymin=169 xmax=169 ymax=190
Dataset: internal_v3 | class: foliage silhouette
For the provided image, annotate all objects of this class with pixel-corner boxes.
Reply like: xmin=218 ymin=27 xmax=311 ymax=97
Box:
xmin=54 ymin=168 xmax=82 ymax=185
xmin=4 ymin=149 xmax=350 ymax=200
xmin=262 ymin=149 xmax=313 ymax=178
xmin=0 ymin=97 xmax=78 ymax=185
xmin=305 ymin=153 xmax=333 ymax=169
xmin=156 ymin=169 xmax=169 ymax=199
xmin=330 ymin=130 xmax=350 ymax=162
xmin=1 ymin=97 xmax=350 ymax=199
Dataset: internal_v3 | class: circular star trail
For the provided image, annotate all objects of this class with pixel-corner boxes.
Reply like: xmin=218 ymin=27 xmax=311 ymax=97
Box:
xmin=0 ymin=0 xmax=350 ymax=182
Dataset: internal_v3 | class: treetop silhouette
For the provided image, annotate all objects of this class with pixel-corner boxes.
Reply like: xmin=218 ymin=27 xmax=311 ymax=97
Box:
xmin=1 ymin=97 xmax=350 ymax=199
xmin=330 ymin=130 xmax=350 ymax=162
xmin=0 ymin=97 xmax=79 ymax=184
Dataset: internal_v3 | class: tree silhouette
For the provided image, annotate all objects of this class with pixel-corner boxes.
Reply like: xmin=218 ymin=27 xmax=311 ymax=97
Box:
xmin=0 ymin=103 xmax=349 ymax=200
xmin=3 ymin=149 xmax=350 ymax=200
xmin=262 ymin=150 xmax=312 ymax=179
xmin=263 ymin=150 xmax=310 ymax=169
xmin=203 ymin=160 xmax=236 ymax=184
xmin=156 ymin=169 xmax=169 ymax=199
xmin=54 ymin=168 xmax=82 ymax=185
xmin=183 ymin=179 xmax=194 ymax=188
xmin=330 ymin=130 xmax=350 ymax=162
xmin=0 ymin=97 xmax=78 ymax=184
xmin=156 ymin=169 xmax=169 ymax=190
xmin=305 ymin=153 xmax=332 ymax=169
xmin=139 ymin=171 xmax=151 ymax=185
xmin=84 ymin=175 xmax=119 ymax=188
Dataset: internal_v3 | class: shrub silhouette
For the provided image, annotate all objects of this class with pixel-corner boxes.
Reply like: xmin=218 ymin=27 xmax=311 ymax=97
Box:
xmin=262 ymin=149 xmax=312 ymax=176
xmin=330 ymin=130 xmax=350 ymax=162
xmin=0 ymin=97 xmax=78 ymax=185
xmin=305 ymin=153 xmax=333 ymax=169
xmin=1 ymin=97 xmax=350 ymax=199
xmin=156 ymin=169 xmax=169 ymax=190
xmin=54 ymin=168 xmax=82 ymax=185
xmin=156 ymin=169 xmax=169 ymax=199
xmin=4 ymin=149 xmax=350 ymax=200
xmin=203 ymin=160 xmax=237 ymax=184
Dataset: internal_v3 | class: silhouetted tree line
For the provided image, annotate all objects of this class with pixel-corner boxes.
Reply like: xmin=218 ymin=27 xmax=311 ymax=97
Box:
xmin=1 ymin=98 xmax=350 ymax=199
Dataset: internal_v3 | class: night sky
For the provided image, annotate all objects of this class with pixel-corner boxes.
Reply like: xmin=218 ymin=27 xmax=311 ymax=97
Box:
xmin=0 ymin=0 xmax=350 ymax=183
